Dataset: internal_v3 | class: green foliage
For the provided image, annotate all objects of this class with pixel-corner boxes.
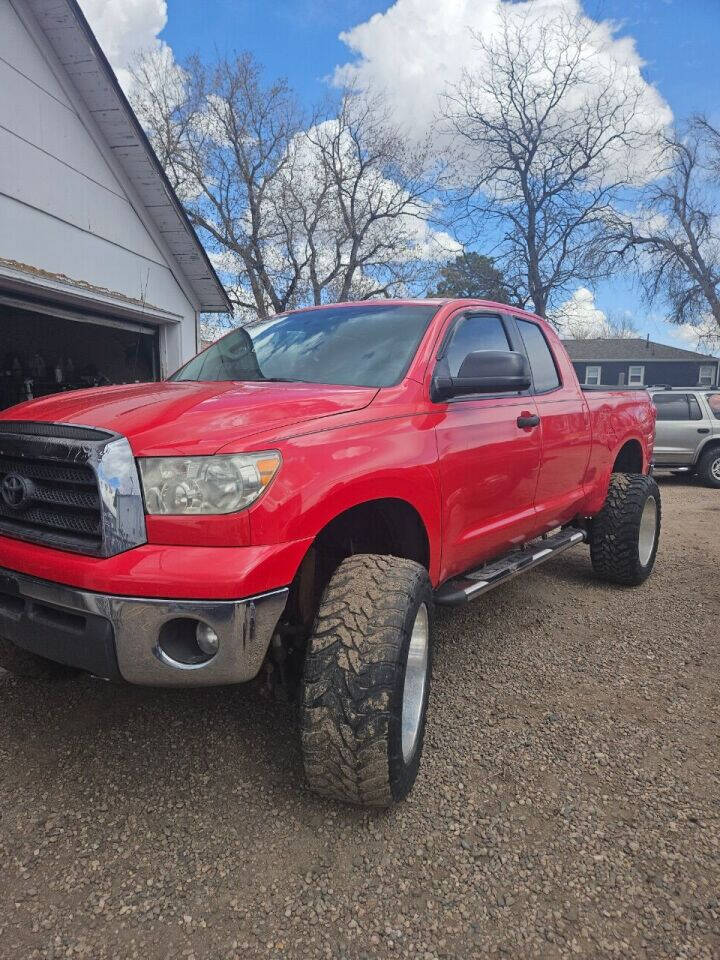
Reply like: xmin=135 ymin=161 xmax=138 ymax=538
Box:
xmin=428 ymin=253 xmax=510 ymax=303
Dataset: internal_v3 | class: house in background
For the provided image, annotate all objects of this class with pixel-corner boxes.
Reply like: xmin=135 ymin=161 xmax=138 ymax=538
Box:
xmin=562 ymin=338 xmax=719 ymax=388
xmin=0 ymin=0 xmax=230 ymax=411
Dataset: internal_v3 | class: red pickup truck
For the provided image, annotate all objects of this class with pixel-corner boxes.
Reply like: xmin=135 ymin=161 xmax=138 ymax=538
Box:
xmin=0 ymin=300 xmax=659 ymax=806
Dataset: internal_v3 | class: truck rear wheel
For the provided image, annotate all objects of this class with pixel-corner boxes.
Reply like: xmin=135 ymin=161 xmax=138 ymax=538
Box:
xmin=697 ymin=447 xmax=720 ymax=488
xmin=300 ymin=554 xmax=433 ymax=807
xmin=589 ymin=473 xmax=661 ymax=586
xmin=0 ymin=637 xmax=82 ymax=680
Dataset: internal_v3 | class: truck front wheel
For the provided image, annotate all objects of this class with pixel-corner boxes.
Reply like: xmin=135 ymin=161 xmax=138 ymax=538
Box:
xmin=589 ymin=473 xmax=661 ymax=586
xmin=300 ymin=554 xmax=433 ymax=807
xmin=0 ymin=637 xmax=82 ymax=680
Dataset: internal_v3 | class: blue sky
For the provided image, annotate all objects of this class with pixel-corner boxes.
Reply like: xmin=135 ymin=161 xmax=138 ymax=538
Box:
xmin=158 ymin=0 xmax=720 ymax=348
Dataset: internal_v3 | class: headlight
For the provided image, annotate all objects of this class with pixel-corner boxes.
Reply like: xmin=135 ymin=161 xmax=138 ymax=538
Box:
xmin=138 ymin=452 xmax=281 ymax=515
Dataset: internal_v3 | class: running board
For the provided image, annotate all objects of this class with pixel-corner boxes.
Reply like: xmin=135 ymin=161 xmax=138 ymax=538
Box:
xmin=434 ymin=527 xmax=587 ymax=607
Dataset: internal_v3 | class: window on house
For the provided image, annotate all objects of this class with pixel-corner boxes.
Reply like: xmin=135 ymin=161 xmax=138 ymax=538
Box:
xmin=584 ymin=365 xmax=601 ymax=385
xmin=699 ymin=364 xmax=716 ymax=387
xmin=628 ymin=365 xmax=645 ymax=386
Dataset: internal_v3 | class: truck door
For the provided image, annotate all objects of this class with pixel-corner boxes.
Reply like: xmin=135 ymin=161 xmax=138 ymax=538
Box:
xmin=652 ymin=392 xmax=708 ymax=464
xmin=510 ymin=316 xmax=592 ymax=531
xmin=432 ymin=311 xmax=542 ymax=579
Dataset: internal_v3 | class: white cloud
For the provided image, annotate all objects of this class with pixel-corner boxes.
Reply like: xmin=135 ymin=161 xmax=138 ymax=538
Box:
xmin=552 ymin=287 xmax=611 ymax=339
xmin=78 ymin=0 xmax=169 ymax=90
xmin=674 ymin=317 xmax=720 ymax=355
xmin=335 ymin=0 xmax=673 ymax=182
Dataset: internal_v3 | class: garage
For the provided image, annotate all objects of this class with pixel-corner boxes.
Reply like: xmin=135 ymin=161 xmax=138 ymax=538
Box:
xmin=0 ymin=0 xmax=230 ymax=416
xmin=0 ymin=300 xmax=160 ymax=411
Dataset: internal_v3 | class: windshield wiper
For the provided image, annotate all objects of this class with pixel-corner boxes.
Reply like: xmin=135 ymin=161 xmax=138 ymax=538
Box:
xmin=259 ymin=377 xmax=311 ymax=383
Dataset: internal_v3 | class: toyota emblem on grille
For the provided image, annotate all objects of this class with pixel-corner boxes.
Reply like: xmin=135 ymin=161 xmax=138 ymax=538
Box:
xmin=1 ymin=473 xmax=31 ymax=511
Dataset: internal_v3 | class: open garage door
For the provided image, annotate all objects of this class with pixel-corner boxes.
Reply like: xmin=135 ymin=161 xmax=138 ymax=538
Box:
xmin=0 ymin=299 xmax=160 ymax=412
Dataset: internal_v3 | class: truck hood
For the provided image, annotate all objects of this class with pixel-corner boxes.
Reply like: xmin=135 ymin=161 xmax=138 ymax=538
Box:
xmin=0 ymin=381 xmax=379 ymax=456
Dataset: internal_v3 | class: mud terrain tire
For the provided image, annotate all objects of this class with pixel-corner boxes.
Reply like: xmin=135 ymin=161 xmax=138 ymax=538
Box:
xmin=301 ymin=554 xmax=433 ymax=807
xmin=590 ymin=473 xmax=661 ymax=586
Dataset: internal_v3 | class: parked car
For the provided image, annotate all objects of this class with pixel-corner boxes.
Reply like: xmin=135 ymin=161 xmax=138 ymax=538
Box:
xmin=649 ymin=387 xmax=720 ymax=487
xmin=0 ymin=300 xmax=659 ymax=807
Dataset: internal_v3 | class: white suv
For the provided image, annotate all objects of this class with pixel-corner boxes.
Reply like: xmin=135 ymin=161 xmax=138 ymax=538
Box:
xmin=650 ymin=389 xmax=720 ymax=487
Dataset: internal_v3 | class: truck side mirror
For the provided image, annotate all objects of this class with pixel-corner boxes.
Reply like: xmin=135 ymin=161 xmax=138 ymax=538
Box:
xmin=431 ymin=350 xmax=532 ymax=402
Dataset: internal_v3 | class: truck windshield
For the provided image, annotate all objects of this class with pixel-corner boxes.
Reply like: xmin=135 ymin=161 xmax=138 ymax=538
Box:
xmin=170 ymin=304 xmax=439 ymax=388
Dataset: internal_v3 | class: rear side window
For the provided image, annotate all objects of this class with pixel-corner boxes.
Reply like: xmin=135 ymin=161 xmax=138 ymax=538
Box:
xmin=708 ymin=394 xmax=720 ymax=420
xmin=445 ymin=315 xmax=510 ymax=378
xmin=516 ymin=319 xmax=561 ymax=392
xmin=688 ymin=396 xmax=703 ymax=420
xmin=653 ymin=394 xmax=692 ymax=421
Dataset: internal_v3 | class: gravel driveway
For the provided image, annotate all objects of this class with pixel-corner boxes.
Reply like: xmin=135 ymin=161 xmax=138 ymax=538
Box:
xmin=1 ymin=477 xmax=718 ymax=960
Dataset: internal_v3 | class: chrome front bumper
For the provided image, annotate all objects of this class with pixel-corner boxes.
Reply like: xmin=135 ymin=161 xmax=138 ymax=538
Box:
xmin=0 ymin=566 xmax=288 ymax=686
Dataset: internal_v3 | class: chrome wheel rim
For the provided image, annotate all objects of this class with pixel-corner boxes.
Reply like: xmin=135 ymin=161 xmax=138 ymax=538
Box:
xmin=401 ymin=603 xmax=429 ymax=764
xmin=711 ymin=457 xmax=720 ymax=482
xmin=638 ymin=495 xmax=657 ymax=567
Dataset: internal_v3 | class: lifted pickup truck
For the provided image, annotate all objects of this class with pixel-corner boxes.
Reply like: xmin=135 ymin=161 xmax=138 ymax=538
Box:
xmin=0 ymin=300 xmax=659 ymax=806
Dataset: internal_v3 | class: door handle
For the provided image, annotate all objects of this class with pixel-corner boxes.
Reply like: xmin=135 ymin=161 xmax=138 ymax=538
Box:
xmin=517 ymin=414 xmax=540 ymax=429
xmin=698 ymin=428 xmax=710 ymax=434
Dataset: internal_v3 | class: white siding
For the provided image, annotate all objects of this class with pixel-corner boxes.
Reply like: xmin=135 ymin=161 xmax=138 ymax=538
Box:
xmin=0 ymin=0 xmax=199 ymax=369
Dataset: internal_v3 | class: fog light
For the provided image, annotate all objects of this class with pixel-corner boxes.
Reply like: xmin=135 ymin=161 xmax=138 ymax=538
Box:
xmin=196 ymin=622 xmax=219 ymax=656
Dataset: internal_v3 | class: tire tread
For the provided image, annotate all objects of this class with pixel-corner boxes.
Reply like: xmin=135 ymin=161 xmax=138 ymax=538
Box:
xmin=589 ymin=473 xmax=661 ymax=586
xmin=300 ymin=554 xmax=430 ymax=807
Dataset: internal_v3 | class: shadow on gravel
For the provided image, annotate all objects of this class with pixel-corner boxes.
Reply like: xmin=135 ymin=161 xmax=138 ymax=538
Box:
xmin=0 ymin=670 xmax=310 ymax=804
xmin=653 ymin=472 xmax=696 ymax=487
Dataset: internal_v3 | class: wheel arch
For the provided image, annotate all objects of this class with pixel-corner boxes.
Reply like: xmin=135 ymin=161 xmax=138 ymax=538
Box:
xmin=285 ymin=496 xmax=433 ymax=631
xmin=612 ymin=438 xmax=645 ymax=474
xmin=695 ymin=436 xmax=720 ymax=463
xmin=583 ymin=434 xmax=649 ymax=516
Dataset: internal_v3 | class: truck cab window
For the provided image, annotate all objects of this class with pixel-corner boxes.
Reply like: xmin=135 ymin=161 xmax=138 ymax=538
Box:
xmin=445 ymin=315 xmax=510 ymax=377
xmin=516 ymin=319 xmax=561 ymax=392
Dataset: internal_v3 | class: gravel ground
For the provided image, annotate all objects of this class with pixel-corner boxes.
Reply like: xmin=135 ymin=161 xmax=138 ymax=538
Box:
xmin=1 ymin=476 xmax=718 ymax=960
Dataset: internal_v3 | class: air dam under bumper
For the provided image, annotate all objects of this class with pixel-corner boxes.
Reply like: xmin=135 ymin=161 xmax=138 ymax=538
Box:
xmin=0 ymin=566 xmax=288 ymax=686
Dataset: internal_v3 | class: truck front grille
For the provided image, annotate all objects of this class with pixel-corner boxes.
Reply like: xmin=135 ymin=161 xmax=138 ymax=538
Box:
xmin=0 ymin=422 xmax=146 ymax=557
xmin=0 ymin=447 xmax=103 ymax=553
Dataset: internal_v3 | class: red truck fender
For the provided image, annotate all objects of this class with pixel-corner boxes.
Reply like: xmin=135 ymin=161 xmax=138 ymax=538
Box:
xmin=249 ymin=419 xmax=445 ymax=587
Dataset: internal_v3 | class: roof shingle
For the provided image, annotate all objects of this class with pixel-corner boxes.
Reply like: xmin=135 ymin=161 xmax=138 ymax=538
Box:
xmin=561 ymin=338 xmax=718 ymax=362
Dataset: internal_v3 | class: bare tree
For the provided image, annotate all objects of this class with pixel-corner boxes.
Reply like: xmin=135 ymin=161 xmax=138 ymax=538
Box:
xmin=611 ymin=122 xmax=720 ymax=336
xmin=296 ymin=91 xmax=449 ymax=303
xmin=694 ymin=115 xmax=720 ymax=179
xmin=130 ymin=52 xmax=451 ymax=318
xmin=130 ymin=50 xmax=308 ymax=320
xmin=129 ymin=46 xmax=197 ymax=202
xmin=605 ymin=312 xmax=640 ymax=339
xmin=441 ymin=9 xmax=652 ymax=317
